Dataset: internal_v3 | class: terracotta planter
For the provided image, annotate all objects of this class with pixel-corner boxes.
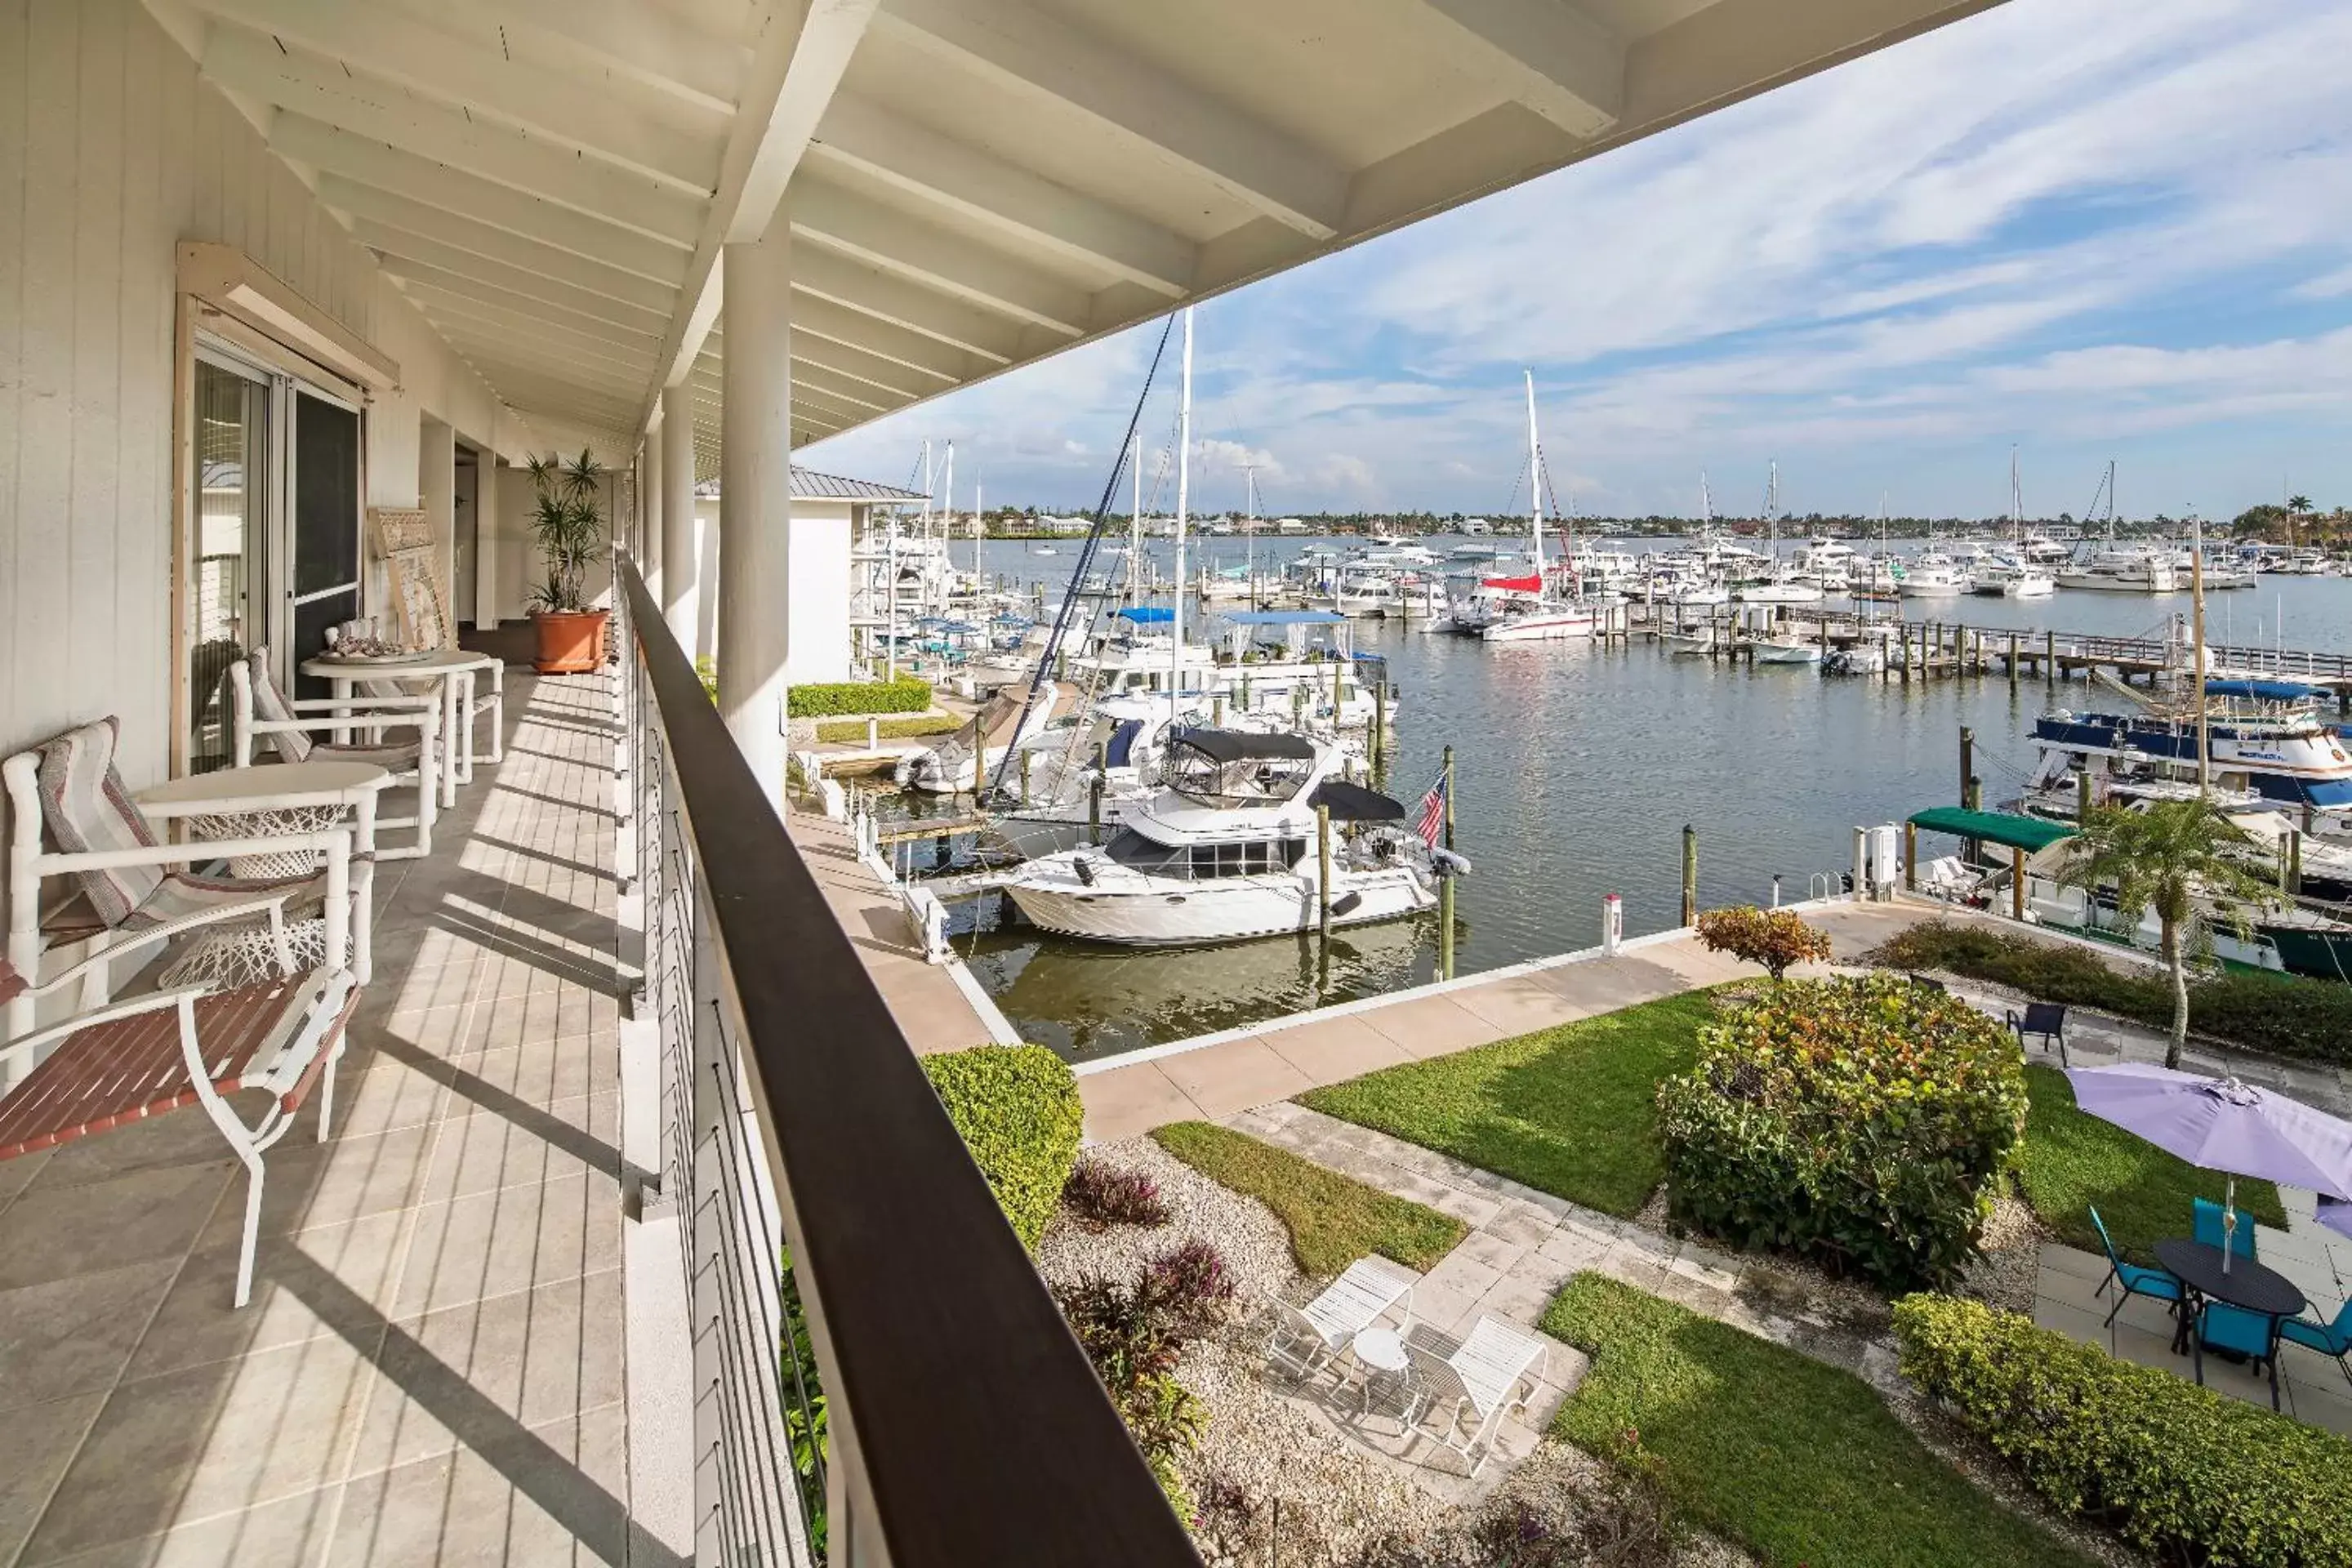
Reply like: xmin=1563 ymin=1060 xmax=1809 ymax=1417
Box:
xmin=534 ymin=608 xmax=609 ymax=674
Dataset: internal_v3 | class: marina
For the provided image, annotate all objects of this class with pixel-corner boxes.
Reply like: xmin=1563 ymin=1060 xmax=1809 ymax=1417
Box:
xmin=826 ymin=523 xmax=2352 ymax=1062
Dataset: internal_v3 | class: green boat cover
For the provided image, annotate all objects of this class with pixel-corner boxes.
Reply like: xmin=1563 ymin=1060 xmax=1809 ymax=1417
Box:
xmin=1906 ymin=807 xmax=2078 ymax=853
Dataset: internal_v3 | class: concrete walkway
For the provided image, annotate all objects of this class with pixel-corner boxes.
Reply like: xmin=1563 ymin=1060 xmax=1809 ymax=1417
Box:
xmin=1077 ymin=898 xmax=1949 ymax=1140
xmin=783 ymin=805 xmax=1004 ymax=1056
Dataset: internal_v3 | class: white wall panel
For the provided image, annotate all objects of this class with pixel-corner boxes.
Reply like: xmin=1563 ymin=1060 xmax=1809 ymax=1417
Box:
xmin=0 ymin=0 xmax=544 ymax=936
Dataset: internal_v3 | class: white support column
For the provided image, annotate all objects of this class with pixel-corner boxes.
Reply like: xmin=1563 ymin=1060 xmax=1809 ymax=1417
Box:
xmin=644 ymin=425 xmax=665 ymax=604
xmin=662 ymin=383 xmax=697 ymax=648
xmin=419 ymin=416 xmax=456 ymax=645
xmin=474 ymin=458 xmax=501 ymax=630
xmin=718 ymin=207 xmax=795 ymax=815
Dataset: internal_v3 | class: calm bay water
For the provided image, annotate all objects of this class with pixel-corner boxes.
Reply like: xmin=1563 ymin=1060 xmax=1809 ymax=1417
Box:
xmin=946 ymin=537 xmax=2352 ymax=1061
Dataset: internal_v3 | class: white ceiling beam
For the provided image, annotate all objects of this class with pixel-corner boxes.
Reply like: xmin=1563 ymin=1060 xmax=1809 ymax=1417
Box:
xmin=393 ymin=281 xmax=662 ymax=364
xmin=324 ymin=187 xmax=682 ymax=314
xmin=390 ymin=285 xmax=670 ymax=371
xmin=381 ymin=260 xmax=666 ymax=350
xmin=877 ymin=0 xmax=1347 ymax=240
xmin=394 ymin=0 xmax=747 ymax=118
xmin=359 ymin=224 xmax=676 ymax=335
xmin=791 ymin=179 xmax=1090 ymax=335
xmin=788 ymin=382 xmax=886 ymax=425
xmin=263 ymin=102 xmax=705 ymax=248
xmin=786 ymin=292 xmax=983 ymax=383
xmin=477 ymin=368 xmax=643 ymax=415
xmin=432 ymin=319 xmax=657 ymax=385
xmin=810 ymin=93 xmax=1193 ymax=296
xmin=790 ymin=247 xmax=1025 ymax=363
xmin=184 ymin=0 xmax=726 ymax=189
xmin=279 ymin=132 xmax=691 ymax=284
xmin=788 ymin=359 xmax=910 ymax=414
xmin=639 ymin=0 xmax=882 ymax=424
xmin=709 ymin=323 xmax=947 ymax=399
xmin=1414 ymin=0 xmax=1624 ymax=138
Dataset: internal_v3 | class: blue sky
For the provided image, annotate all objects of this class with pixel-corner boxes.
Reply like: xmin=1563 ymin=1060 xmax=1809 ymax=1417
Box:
xmin=803 ymin=0 xmax=2352 ymax=521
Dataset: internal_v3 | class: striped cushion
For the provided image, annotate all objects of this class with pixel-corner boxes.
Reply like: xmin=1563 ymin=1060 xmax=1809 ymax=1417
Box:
xmin=125 ymin=867 xmax=332 ymax=931
xmin=246 ymin=647 xmax=314 ymax=763
xmin=34 ymin=718 xmax=165 ymax=929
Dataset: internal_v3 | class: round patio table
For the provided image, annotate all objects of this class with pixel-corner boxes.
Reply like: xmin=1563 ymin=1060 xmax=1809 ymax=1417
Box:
xmin=2154 ymin=1237 xmax=2304 ymax=1355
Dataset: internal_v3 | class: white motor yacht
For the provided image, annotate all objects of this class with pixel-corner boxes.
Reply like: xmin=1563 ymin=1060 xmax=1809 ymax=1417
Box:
xmin=1898 ymin=548 xmax=1969 ymax=596
xmin=2056 ymin=544 xmax=2180 ymax=592
xmin=1971 ymin=555 xmax=2056 ymax=597
xmin=1000 ymin=729 xmax=1440 ymax=945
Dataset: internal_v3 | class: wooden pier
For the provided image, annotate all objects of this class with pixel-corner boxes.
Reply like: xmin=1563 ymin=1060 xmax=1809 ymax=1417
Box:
xmin=1624 ymin=601 xmax=2352 ymax=696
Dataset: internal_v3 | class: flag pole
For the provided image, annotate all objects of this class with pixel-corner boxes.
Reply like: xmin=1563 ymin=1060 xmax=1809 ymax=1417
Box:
xmin=1440 ymin=746 xmax=1457 ymax=980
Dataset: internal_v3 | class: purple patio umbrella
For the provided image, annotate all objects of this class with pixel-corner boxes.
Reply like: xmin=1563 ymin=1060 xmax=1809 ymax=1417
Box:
xmin=2319 ymin=1197 xmax=2352 ymax=1242
xmin=2063 ymin=1063 xmax=2352 ymax=1272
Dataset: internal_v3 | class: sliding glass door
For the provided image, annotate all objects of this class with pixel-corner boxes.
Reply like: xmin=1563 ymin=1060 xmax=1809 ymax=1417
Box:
xmin=181 ymin=339 xmax=364 ymax=768
xmin=288 ymin=390 xmax=362 ymax=701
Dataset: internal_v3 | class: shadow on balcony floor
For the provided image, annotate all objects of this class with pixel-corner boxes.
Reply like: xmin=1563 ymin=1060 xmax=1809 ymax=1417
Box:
xmin=0 ymin=670 xmax=681 ymax=1568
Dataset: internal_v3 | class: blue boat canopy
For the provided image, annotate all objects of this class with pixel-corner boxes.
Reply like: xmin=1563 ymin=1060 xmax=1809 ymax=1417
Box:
xmin=1218 ymin=610 xmax=1348 ymax=626
xmin=1114 ymin=606 xmax=1176 ymax=624
xmin=2205 ymin=678 xmax=2326 ymax=702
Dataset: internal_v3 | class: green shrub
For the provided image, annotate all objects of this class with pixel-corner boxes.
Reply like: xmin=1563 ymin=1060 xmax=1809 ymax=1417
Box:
xmin=813 ymin=714 xmax=960 ymax=743
xmin=788 ymin=678 xmax=933 ymax=718
xmin=1695 ymin=905 xmax=1834 ymax=981
xmin=1655 ymin=972 xmax=2028 ymax=1289
xmin=1874 ymin=920 xmax=2352 ymax=1066
xmin=1893 ymin=1294 xmax=2352 ymax=1566
xmin=920 ymin=1044 xmax=1082 ymax=1251
xmin=695 ymin=654 xmax=717 ymax=703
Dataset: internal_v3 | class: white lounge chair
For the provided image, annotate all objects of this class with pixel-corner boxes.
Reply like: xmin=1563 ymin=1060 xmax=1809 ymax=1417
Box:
xmin=1403 ymin=1316 xmax=1548 ymax=1477
xmin=1265 ymin=1256 xmax=1417 ymax=1382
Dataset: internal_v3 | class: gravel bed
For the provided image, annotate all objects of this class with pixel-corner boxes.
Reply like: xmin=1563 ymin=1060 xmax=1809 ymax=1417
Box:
xmin=1958 ymin=1194 xmax=2050 ymax=1315
xmin=1037 ymin=1135 xmax=1300 ymax=1304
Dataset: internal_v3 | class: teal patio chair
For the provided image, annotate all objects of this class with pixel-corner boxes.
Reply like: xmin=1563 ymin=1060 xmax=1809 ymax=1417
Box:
xmin=2089 ymin=1206 xmax=2181 ymax=1332
xmin=2193 ymin=1196 xmax=2259 ymax=1260
xmin=2280 ymin=1301 xmax=2352 ymax=1393
xmin=2197 ymin=1300 xmax=2283 ymax=1410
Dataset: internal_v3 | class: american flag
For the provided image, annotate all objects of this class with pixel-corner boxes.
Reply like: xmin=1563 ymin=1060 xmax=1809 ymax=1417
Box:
xmin=1414 ymin=773 xmax=1447 ymax=849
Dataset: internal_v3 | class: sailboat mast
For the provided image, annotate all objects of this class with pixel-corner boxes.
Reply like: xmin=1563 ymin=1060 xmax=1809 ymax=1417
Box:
xmin=1128 ymin=432 xmax=1143 ymax=599
xmin=920 ymin=439 xmax=934 ymax=617
xmin=1523 ymin=370 xmax=1544 ymax=572
xmin=973 ymin=467 xmax=983 ymax=580
xmin=942 ymin=440 xmax=956 ymax=612
xmin=1766 ymin=461 xmax=1778 ymax=555
xmin=1171 ymin=306 xmax=1194 ymax=702
xmin=1244 ymin=461 xmax=1256 ymax=605
xmin=2009 ymin=447 xmax=2022 ymax=544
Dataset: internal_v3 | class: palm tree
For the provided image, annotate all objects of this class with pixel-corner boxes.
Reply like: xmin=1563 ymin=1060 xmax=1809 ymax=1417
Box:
xmin=2056 ymin=800 xmax=2276 ymax=1068
xmin=2287 ymin=493 xmax=2314 ymax=517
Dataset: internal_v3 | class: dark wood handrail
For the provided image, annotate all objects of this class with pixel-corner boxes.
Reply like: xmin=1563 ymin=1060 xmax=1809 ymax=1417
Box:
xmin=617 ymin=559 xmax=1199 ymax=1566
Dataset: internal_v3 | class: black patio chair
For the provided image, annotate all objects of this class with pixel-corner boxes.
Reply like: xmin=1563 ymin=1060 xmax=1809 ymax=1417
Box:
xmin=2006 ymin=1001 xmax=2069 ymax=1065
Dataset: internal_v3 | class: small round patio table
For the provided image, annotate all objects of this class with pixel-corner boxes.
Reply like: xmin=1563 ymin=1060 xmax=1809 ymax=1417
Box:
xmin=2154 ymin=1237 xmax=2305 ymax=1401
xmin=1351 ymin=1326 xmax=1411 ymax=1421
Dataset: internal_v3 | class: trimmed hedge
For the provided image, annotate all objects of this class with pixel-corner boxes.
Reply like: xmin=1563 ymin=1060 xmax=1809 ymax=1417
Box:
xmin=788 ymin=678 xmax=932 ymax=718
xmin=1657 ymin=972 xmax=2028 ymax=1289
xmin=1875 ymin=920 xmax=2352 ymax=1066
xmin=813 ymin=713 xmax=960 ymax=743
xmin=920 ymin=1044 xmax=1082 ymax=1251
xmin=1894 ymin=1294 xmax=2352 ymax=1567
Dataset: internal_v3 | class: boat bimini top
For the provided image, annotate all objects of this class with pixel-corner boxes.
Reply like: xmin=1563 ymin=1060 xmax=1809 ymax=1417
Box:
xmin=1161 ymin=728 xmax=1319 ymax=805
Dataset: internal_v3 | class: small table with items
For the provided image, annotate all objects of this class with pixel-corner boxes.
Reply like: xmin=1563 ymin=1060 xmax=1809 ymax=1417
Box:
xmin=301 ymin=647 xmax=503 ymax=808
xmin=2153 ymin=1237 xmax=2305 ymax=1393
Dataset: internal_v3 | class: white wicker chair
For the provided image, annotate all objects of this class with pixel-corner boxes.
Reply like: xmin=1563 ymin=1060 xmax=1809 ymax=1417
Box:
xmin=4 ymin=718 xmax=361 ymax=1049
xmin=230 ymin=650 xmax=441 ymax=858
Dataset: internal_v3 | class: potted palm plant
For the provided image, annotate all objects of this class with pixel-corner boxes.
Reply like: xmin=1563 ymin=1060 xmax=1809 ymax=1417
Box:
xmin=525 ymin=450 xmax=610 ymax=673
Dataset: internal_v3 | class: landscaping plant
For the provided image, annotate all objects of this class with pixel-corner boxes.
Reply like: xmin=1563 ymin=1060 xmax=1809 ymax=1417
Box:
xmin=1873 ymin=920 xmax=2352 ymax=1066
xmin=1655 ymin=971 xmax=2028 ymax=1289
xmin=1062 ymin=1156 xmax=1173 ymax=1232
xmin=786 ymin=678 xmax=933 ymax=718
xmin=1894 ymin=1293 xmax=2352 ymax=1567
xmin=522 ymin=449 xmax=607 ymax=614
xmin=1693 ymin=905 xmax=1834 ymax=982
xmin=2054 ymin=799 xmax=2277 ymax=1068
xmin=1148 ymin=1121 xmax=1463 ymax=1275
xmin=920 ymin=1044 xmax=1083 ymax=1251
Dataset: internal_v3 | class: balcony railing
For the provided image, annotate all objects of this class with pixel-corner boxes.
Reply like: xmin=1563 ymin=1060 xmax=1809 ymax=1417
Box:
xmin=612 ymin=558 xmax=1200 ymax=1566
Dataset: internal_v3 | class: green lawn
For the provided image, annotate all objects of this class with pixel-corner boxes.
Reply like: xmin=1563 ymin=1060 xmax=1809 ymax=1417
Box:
xmin=1297 ymin=991 xmax=1716 ymax=1217
xmin=1544 ymin=1275 xmax=2096 ymax=1568
xmin=2017 ymin=1063 xmax=2285 ymax=1267
xmin=1148 ymin=1121 xmax=1464 ymax=1276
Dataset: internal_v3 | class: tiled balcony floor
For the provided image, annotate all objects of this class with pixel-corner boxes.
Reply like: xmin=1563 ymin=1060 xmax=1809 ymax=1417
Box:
xmin=0 ymin=671 xmax=672 ymax=1567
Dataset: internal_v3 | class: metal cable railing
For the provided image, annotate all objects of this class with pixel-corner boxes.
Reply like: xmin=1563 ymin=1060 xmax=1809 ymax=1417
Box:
xmin=612 ymin=556 xmax=1201 ymax=1567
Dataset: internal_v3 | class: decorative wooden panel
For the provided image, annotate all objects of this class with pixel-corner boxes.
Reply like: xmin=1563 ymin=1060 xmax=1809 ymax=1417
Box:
xmin=369 ymin=506 xmax=451 ymax=650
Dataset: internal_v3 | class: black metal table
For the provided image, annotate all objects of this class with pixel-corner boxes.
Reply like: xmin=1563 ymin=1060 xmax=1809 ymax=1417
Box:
xmin=2154 ymin=1238 xmax=2305 ymax=1407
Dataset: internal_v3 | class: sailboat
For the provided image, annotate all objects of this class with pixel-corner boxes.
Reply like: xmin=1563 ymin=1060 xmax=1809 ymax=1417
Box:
xmin=1476 ymin=372 xmax=1599 ymax=641
xmin=1734 ymin=461 xmax=1824 ymax=605
xmin=1974 ymin=448 xmax=2056 ymax=598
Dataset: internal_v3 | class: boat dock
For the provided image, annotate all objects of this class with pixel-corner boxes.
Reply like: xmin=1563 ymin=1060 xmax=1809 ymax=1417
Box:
xmin=1627 ymin=601 xmax=2352 ymax=693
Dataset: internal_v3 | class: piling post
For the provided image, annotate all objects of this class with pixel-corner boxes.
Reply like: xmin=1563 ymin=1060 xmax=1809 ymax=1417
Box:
xmin=1317 ymin=802 xmax=1334 ymax=941
xmin=1959 ymin=723 xmax=1976 ymax=813
xmin=1680 ymin=825 xmax=1698 ymax=927
xmin=2290 ymin=826 xmax=2304 ymax=894
xmin=1213 ymin=693 xmax=1225 ymax=726
xmin=2008 ymin=630 xmax=2019 ymax=690
xmin=1439 ymin=875 xmax=1455 ymax=981
xmin=1019 ymin=748 xmax=1031 ymax=803
xmin=1904 ymin=821 xmax=1918 ymax=892
xmin=1441 ymin=746 xmax=1456 ymax=851
xmin=2078 ymin=769 xmax=2093 ymax=822
xmin=1370 ymin=682 xmax=1385 ymax=779
xmin=2046 ymin=629 xmax=2057 ymax=686
xmin=2011 ymin=846 xmax=2026 ymax=920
